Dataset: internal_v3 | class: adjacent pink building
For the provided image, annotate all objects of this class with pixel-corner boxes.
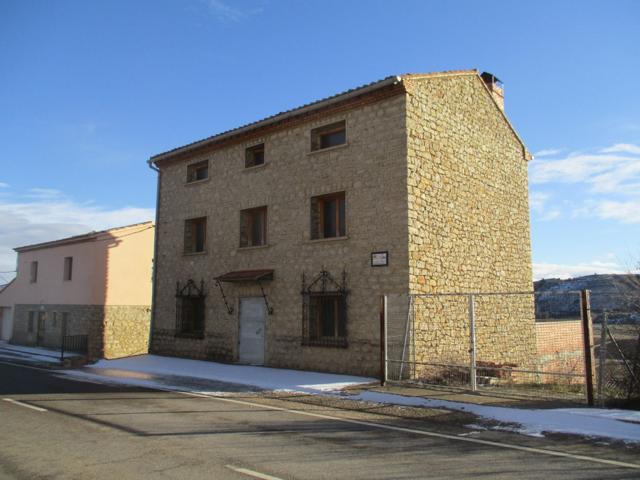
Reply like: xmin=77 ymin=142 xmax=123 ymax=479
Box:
xmin=0 ymin=222 xmax=155 ymax=360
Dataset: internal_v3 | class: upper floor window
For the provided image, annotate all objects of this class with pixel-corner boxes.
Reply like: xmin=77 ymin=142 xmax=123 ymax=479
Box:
xmin=245 ymin=143 xmax=265 ymax=168
xmin=63 ymin=257 xmax=73 ymax=281
xmin=311 ymin=192 xmax=346 ymax=240
xmin=311 ymin=120 xmax=346 ymax=151
xmin=240 ymin=206 xmax=267 ymax=247
xmin=184 ymin=217 xmax=207 ymax=254
xmin=186 ymin=160 xmax=209 ymax=183
xmin=30 ymin=261 xmax=38 ymax=283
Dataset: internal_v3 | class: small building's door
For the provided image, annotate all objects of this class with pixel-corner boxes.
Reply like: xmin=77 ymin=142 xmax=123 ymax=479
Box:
xmin=36 ymin=312 xmax=46 ymax=346
xmin=238 ymin=297 xmax=266 ymax=365
xmin=0 ymin=308 xmax=13 ymax=341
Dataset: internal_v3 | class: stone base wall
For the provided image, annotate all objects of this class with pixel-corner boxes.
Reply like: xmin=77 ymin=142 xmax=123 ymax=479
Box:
xmin=102 ymin=305 xmax=151 ymax=359
xmin=11 ymin=303 xmax=150 ymax=361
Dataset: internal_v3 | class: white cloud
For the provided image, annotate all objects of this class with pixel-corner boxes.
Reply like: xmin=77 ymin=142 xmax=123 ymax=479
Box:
xmin=205 ymin=0 xmax=263 ymax=22
xmin=530 ymin=144 xmax=640 ymax=196
xmin=533 ymin=260 xmax=624 ymax=280
xmin=0 ymin=190 xmax=154 ymax=278
xmin=600 ymin=143 xmax=640 ymax=155
xmin=0 ymin=182 xmax=9 ymax=188
xmin=529 ymin=191 xmax=561 ymax=221
xmin=593 ymin=199 xmax=640 ymax=224
xmin=533 ymin=148 xmax=563 ymax=158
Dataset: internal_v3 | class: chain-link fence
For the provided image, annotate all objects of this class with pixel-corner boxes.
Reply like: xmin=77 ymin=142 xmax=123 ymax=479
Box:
xmin=592 ymin=293 xmax=640 ymax=407
xmin=384 ymin=291 xmax=594 ymax=402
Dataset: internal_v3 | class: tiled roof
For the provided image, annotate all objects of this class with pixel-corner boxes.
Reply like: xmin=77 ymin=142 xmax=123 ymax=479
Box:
xmin=14 ymin=221 xmax=154 ymax=253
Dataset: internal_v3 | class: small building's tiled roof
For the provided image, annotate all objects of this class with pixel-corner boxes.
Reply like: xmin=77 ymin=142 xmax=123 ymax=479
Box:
xmin=14 ymin=221 xmax=154 ymax=253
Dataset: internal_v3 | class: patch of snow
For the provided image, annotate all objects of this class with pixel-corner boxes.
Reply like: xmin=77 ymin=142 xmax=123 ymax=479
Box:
xmin=353 ymin=391 xmax=640 ymax=443
xmin=85 ymin=354 xmax=374 ymax=394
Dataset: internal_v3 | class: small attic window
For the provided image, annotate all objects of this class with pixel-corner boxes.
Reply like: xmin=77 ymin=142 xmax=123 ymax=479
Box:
xmin=245 ymin=144 xmax=265 ymax=168
xmin=187 ymin=160 xmax=209 ymax=183
xmin=311 ymin=121 xmax=346 ymax=151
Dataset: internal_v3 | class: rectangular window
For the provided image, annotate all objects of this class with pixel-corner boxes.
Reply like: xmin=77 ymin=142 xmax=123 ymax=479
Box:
xmin=176 ymin=296 xmax=205 ymax=336
xmin=304 ymin=294 xmax=347 ymax=347
xmin=52 ymin=312 xmax=58 ymax=328
xmin=240 ymin=206 xmax=267 ymax=247
xmin=310 ymin=192 xmax=346 ymax=240
xmin=186 ymin=160 xmax=209 ymax=183
xmin=63 ymin=256 xmax=73 ymax=281
xmin=245 ymin=143 xmax=265 ymax=168
xmin=28 ymin=311 xmax=35 ymax=333
xmin=30 ymin=261 xmax=38 ymax=283
xmin=311 ymin=120 xmax=346 ymax=151
xmin=184 ymin=217 xmax=207 ymax=254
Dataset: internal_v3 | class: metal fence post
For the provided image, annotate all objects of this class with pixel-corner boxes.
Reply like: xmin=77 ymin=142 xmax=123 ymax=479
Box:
xmin=469 ymin=294 xmax=477 ymax=392
xmin=380 ymin=295 xmax=387 ymax=386
xmin=597 ymin=311 xmax=608 ymax=406
xmin=580 ymin=289 xmax=595 ymax=406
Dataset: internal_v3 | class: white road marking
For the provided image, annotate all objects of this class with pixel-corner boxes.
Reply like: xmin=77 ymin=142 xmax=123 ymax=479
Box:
xmin=179 ymin=391 xmax=640 ymax=470
xmin=225 ymin=465 xmax=284 ymax=480
xmin=3 ymin=398 xmax=47 ymax=412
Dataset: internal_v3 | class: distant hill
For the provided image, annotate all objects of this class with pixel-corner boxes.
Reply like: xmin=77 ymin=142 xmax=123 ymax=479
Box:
xmin=534 ymin=274 xmax=640 ymax=322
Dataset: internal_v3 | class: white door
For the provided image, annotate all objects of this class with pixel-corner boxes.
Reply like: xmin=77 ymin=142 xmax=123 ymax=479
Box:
xmin=1 ymin=307 xmax=13 ymax=341
xmin=238 ymin=297 xmax=266 ymax=365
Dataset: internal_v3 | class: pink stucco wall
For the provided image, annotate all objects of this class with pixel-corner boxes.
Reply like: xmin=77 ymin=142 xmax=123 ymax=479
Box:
xmin=0 ymin=223 xmax=154 ymax=308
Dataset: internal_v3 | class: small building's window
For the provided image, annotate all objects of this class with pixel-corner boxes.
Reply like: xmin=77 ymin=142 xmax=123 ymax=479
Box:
xmin=175 ymin=280 xmax=206 ymax=338
xmin=310 ymin=192 xmax=346 ymax=240
xmin=311 ymin=120 xmax=346 ymax=151
xmin=52 ymin=312 xmax=58 ymax=328
xmin=240 ymin=206 xmax=267 ymax=247
xmin=30 ymin=261 xmax=38 ymax=283
xmin=186 ymin=160 xmax=209 ymax=183
xmin=28 ymin=311 xmax=35 ymax=333
xmin=63 ymin=257 xmax=73 ymax=281
xmin=245 ymin=143 xmax=265 ymax=168
xmin=184 ymin=217 xmax=207 ymax=254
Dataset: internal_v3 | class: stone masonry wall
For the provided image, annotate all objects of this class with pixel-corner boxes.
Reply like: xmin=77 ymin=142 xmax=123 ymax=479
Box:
xmin=152 ymin=94 xmax=409 ymax=376
xmin=11 ymin=303 xmax=150 ymax=361
xmin=404 ymin=74 xmax=536 ymax=372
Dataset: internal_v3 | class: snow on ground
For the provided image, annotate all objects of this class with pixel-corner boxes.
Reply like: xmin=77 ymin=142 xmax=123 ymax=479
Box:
xmin=0 ymin=341 xmax=81 ymax=364
xmin=353 ymin=391 xmax=640 ymax=443
xmin=85 ymin=354 xmax=374 ymax=393
xmin=56 ymin=354 xmax=640 ymax=444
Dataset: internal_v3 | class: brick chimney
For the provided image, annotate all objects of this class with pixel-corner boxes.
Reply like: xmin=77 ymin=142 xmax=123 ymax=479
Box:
xmin=480 ymin=72 xmax=504 ymax=111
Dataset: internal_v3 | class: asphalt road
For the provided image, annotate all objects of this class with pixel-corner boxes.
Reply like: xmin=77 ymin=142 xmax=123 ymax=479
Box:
xmin=0 ymin=361 xmax=639 ymax=480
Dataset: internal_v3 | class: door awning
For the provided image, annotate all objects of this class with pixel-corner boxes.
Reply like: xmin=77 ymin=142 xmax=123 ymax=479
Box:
xmin=215 ymin=269 xmax=274 ymax=283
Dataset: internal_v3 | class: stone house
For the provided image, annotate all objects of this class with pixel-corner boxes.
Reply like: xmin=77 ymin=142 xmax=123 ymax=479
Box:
xmin=148 ymin=69 xmax=534 ymax=377
xmin=0 ymin=222 xmax=154 ymax=360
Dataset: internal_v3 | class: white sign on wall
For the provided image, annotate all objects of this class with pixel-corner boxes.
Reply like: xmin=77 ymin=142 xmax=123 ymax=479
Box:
xmin=371 ymin=251 xmax=389 ymax=267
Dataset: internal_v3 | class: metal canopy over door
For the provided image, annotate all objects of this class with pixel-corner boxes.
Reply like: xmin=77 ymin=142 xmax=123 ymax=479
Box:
xmin=238 ymin=297 xmax=267 ymax=365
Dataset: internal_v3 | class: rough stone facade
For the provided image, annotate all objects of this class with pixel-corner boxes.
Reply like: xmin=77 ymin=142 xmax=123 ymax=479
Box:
xmin=151 ymin=71 xmax=535 ymax=377
xmin=12 ymin=303 xmax=150 ymax=361
xmin=403 ymin=74 xmax=536 ymax=372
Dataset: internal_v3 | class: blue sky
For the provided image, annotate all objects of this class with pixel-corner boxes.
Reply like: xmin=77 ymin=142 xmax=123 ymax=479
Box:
xmin=1 ymin=0 xmax=639 ymax=282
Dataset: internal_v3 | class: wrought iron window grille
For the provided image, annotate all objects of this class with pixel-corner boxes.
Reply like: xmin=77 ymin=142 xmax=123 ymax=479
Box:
xmin=175 ymin=279 xmax=206 ymax=338
xmin=301 ymin=269 xmax=348 ymax=348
